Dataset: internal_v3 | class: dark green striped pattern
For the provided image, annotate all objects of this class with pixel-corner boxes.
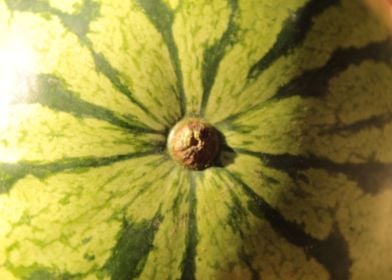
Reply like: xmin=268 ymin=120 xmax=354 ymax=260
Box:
xmin=0 ymin=0 xmax=391 ymax=279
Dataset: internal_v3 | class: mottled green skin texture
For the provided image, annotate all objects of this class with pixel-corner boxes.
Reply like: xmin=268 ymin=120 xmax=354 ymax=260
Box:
xmin=0 ymin=0 xmax=391 ymax=279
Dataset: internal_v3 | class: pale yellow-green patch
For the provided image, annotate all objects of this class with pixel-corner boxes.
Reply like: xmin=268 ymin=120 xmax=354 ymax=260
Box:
xmin=0 ymin=1 xmax=9 ymax=26
xmin=205 ymin=0 xmax=307 ymax=122
xmin=172 ymin=0 xmax=231 ymax=114
xmin=88 ymin=0 xmax=180 ymax=127
xmin=0 ymin=104 xmax=163 ymax=163
xmin=48 ymin=0 xmax=83 ymax=14
xmin=208 ymin=0 xmax=389 ymax=124
xmin=0 ymin=155 xmax=167 ymax=277
xmin=337 ymin=186 xmax=392 ymax=278
xmin=218 ymin=96 xmax=308 ymax=156
xmin=0 ymin=194 xmax=23 ymax=267
xmin=195 ymin=168 xmax=328 ymax=279
xmin=84 ymin=274 xmax=110 ymax=280
xmin=139 ymin=168 xmax=189 ymax=280
xmin=83 ymin=273 xmax=112 ymax=280
xmin=2 ymin=10 xmax=162 ymax=131
xmin=163 ymin=0 xmax=180 ymax=10
xmin=0 ymin=268 xmax=17 ymax=280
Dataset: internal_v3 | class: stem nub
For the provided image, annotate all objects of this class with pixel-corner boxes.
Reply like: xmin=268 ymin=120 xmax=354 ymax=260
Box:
xmin=167 ymin=118 xmax=220 ymax=170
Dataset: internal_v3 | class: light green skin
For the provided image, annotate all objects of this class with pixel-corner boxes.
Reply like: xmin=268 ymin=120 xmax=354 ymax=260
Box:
xmin=0 ymin=0 xmax=391 ymax=279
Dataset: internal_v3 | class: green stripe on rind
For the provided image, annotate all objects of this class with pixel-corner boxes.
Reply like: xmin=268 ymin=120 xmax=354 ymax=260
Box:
xmin=247 ymin=0 xmax=339 ymax=80
xmin=226 ymin=185 xmax=259 ymax=280
xmin=224 ymin=170 xmax=351 ymax=280
xmin=136 ymin=167 xmax=189 ymax=279
xmin=0 ymin=104 xmax=164 ymax=169
xmin=217 ymin=60 xmax=392 ymax=165
xmin=5 ymin=0 xmax=98 ymax=41
xmin=105 ymin=214 xmax=162 ymax=280
xmin=235 ymin=148 xmax=392 ymax=194
xmin=4 ymin=265 xmax=75 ymax=280
xmin=194 ymin=166 xmax=329 ymax=278
xmin=207 ymin=0 xmax=389 ymax=126
xmin=272 ymin=39 xmax=392 ymax=100
xmin=6 ymin=0 xmax=167 ymax=131
xmin=215 ymin=39 xmax=392 ymax=126
xmin=199 ymin=0 xmax=238 ymax=117
xmin=180 ymin=172 xmax=198 ymax=280
xmin=90 ymin=51 xmax=168 ymax=129
xmin=1 ymin=155 xmax=171 ymax=279
xmin=86 ymin=1 xmax=183 ymax=129
xmin=319 ymin=113 xmax=392 ymax=136
xmin=34 ymin=75 xmax=158 ymax=134
xmin=0 ymin=151 xmax=158 ymax=194
xmin=136 ymin=0 xmax=186 ymax=118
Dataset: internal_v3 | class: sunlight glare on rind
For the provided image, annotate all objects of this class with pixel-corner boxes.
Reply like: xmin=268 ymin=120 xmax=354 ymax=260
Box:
xmin=0 ymin=32 xmax=37 ymax=135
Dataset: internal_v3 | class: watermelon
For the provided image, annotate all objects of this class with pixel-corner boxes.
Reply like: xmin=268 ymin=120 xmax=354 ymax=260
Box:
xmin=0 ymin=0 xmax=391 ymax=279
